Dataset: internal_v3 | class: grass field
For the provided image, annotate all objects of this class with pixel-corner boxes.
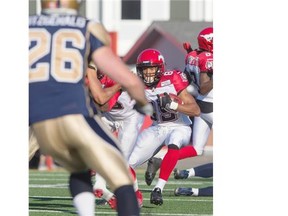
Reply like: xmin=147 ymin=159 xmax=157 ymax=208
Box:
xmin=29 ymin=167 xmax=213 ymax=216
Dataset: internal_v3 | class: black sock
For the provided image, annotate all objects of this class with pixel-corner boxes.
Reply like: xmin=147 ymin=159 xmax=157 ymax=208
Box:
xmin=198 ymin=186 xmax=213 ymax=196
xmin=69 ymin=170 xmax=93 ymax=198
xmin=114 ymin=185 xmax=140 ymax=216
xmin=194 ymin=163 xmax=213 ymax=178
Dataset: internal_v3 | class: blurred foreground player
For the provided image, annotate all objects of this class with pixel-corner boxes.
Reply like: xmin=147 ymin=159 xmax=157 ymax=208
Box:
xmin=29 ymin=0 xmax=153 ymax=215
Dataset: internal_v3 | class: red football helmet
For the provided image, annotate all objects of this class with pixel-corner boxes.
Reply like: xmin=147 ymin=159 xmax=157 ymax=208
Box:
xmin=136 ymin=49 xmax=165 ymax=87
xmin=197 ymin=27 xmax=213 ymax=53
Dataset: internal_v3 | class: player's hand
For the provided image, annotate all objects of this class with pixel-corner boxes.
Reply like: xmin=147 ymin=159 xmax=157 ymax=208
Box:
xmin=157 ymin=92 xmax=178 ymax=111
xmin=183 ymin=42 xmax=193 ymax=53
xmin=134 ymin=103 xmax=153 ymax=116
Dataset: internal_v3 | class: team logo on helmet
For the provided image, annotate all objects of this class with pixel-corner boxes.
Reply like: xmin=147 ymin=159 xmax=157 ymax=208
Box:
xmin=200 ymin=33 xmax=213 ymax=42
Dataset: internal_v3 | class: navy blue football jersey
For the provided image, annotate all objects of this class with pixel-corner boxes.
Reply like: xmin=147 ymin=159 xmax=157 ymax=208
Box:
xmin=29 ymin=13 xmax=108 ymax=124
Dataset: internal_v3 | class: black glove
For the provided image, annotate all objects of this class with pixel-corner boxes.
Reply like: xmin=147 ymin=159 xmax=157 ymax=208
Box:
xmin=157 ymin=92 xmax=179 ymax=111
xmin=134 ymin=103 xmax=153 ymax=116
xmin=157 ymin=92 xmax=172 ymax=111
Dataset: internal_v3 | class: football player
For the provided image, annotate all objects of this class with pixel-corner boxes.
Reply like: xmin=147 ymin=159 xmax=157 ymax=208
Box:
xmin=29 ymin=1 xmax=153 ymax=215
xmin=87 ymin=65 xmax=145 ymax=209
xmin=128 ymin=48 xmax=200 ymax=206
xmin=144 ymin=27 xmax=214 ymax=188
xmin=177 ymin=26 xmax=213 ymax=160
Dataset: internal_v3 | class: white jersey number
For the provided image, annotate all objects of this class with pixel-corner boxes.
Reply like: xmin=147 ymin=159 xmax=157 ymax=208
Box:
xmin=151 ymin=100 xmax=178 ymax=123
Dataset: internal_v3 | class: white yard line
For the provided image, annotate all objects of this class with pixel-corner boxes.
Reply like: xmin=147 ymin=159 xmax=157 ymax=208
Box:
xmin=29 ymin=209 xmax=212 ymax=215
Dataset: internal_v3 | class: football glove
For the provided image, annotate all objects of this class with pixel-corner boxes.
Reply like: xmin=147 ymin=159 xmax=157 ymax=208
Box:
xmin=183 ymin=42 xmax=193 ymax=53
xmin=157 ymin=92 xmax=179 ymax=111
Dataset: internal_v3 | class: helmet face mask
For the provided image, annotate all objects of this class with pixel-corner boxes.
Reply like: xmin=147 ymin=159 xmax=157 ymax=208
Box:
xmin=137 ymin=66 xmax=159 ymax=86
xmin=136 ymin=49 xmax=165 ymax=87
xmin=197 ymin=27 xmax=213 ymax=53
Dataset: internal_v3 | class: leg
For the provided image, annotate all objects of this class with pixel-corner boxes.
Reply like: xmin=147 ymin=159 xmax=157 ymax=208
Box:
xmin=93 ymin=173 xmax=116 ymax=209
xmin=145 ymin=145 xmax=166 ymax=186
xmin=33 ymin=115 xmax=140 ymax=216
xmin=129 ymin=126 xmax=165 ymax=206
xmin=151 ymin=126 xmax=192 ymax=205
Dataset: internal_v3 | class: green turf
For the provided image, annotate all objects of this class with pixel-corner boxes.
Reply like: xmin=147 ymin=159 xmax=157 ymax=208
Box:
xmin=29 ymin=168 xmax=213 ymax=215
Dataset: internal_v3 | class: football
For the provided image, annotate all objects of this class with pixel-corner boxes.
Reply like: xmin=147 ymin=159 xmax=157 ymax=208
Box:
xmin=168 ymin=93 xmax=183 ymax=105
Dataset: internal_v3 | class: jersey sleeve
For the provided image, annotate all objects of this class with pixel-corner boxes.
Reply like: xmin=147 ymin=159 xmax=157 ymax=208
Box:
xmin=102 ymin=76 xmax=117 ymax=88
xmin=198 ymin=52 xmax=213 ymax=74
xmin=172 ymin=70 xmax=189 ymax=94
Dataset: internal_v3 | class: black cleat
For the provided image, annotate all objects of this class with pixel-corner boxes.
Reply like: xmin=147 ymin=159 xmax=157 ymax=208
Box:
xmin=150 ymin=187 xmax=163 ymax=205
xmin=174 ymin=168 xmax=189 ymax=179
xmin=145 ymin=157 xmax=162 ymax=186
xmin=174 ymin=187 xmax=193 ymax=196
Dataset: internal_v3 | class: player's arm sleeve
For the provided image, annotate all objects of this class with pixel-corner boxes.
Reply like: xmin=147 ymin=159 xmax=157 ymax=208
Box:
xmin=198 ymin=55 xmax=213 ymax=94
xmin=199 ymin=55 xmax=213 ymax=74
xmin=172 ymin=71 xmax=189 ymax=94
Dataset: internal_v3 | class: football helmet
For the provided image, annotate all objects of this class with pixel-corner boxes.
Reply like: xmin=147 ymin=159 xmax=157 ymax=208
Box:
xmin=41 ymin=0 xmax=82 ymax=10
xmin=197 ymin=27 xmax=213 ymax=53
xmin=136 ymin=49 xmax=165 ymax=87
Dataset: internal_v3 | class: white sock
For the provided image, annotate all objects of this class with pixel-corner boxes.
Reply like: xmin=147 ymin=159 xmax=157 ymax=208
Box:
xmin=93 ymin=174 xmax=107 ymax=189
xmin=73 ymin=192 xmax=95 ymax=216
xmin=154 ymin=178 xmax=167 ymax=192
xmin=102 ymin=188 xmax=114 ymax=201
xmin=192 ymin=188 xmax=199 ymax=196
xmin=188 ymin=168 xmax=195 ymax=178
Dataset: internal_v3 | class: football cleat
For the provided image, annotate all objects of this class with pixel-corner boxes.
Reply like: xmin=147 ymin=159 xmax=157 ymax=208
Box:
xmin=174 ymin=168 xmax=189 ymax=179
xmin=150 ymin=187 xmax=163 ymax=206
xmin=135 ymin=190 xmax=143 ymax=208
xmin=93 ymin=189 xmax=103 ymax=198
xmin=145 ymin=157 xmax=162 ymax=186
xmin=107 ymin=195 xmax=117 ymax=210
xmin=174 ymin=187 xmax=193 ymax=196
xmin=94 ymin=189 xmax=117 ymax=210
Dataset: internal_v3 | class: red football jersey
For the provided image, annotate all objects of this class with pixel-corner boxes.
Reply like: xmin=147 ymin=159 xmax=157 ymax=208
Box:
xmin=153 ymin=69 xmax=189 ymax=94
xmin=185 ymin=50 xmax=213 ymax=74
